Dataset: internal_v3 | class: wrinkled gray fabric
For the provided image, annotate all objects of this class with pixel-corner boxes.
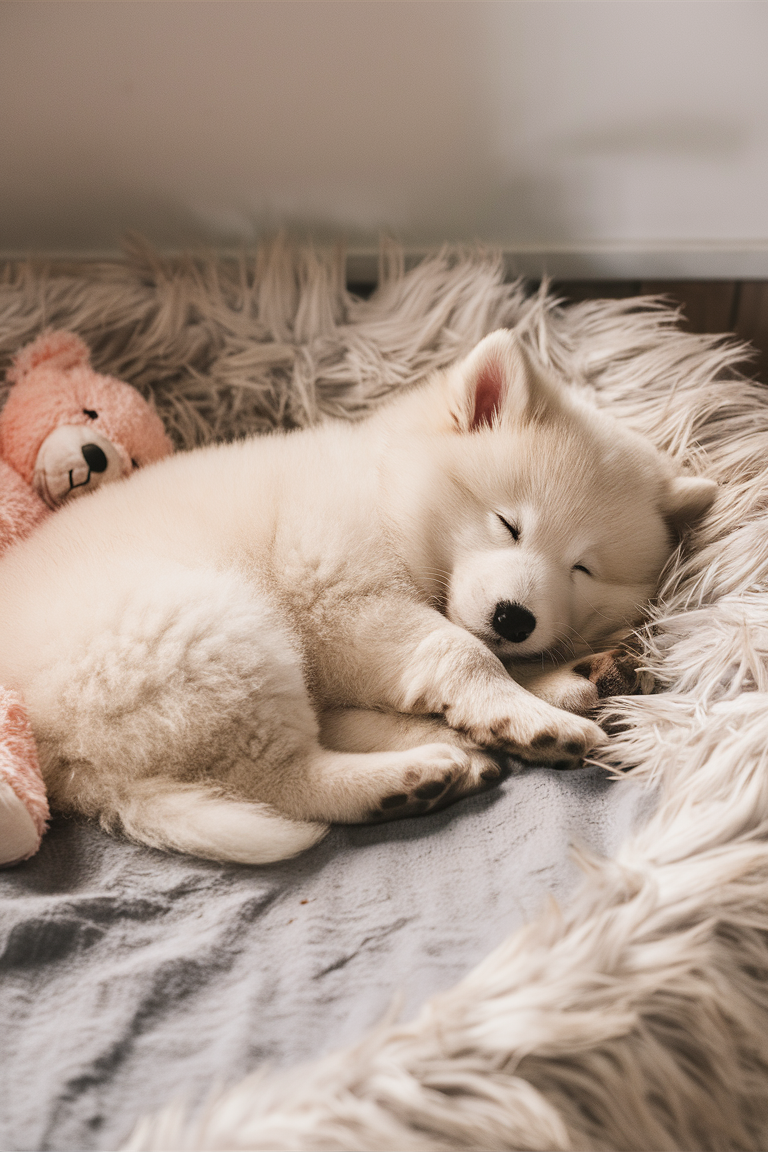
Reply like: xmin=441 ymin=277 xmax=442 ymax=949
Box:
xmin=0 ymin=766 xmax=652 ymax=1152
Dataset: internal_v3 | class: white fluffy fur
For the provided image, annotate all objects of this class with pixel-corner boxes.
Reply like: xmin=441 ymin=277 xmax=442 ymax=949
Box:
xmin=0 ymin=325 xmax=705 ymax=863
xmin=114 ymin=261 xmax=768 ymax=1150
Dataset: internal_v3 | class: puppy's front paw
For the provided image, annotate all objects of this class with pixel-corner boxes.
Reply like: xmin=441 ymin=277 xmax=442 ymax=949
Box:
xmin=572 ymin=648 xmax=649 ymax=697
xmin=448 ymin=696 xmax=606 ymax=770
xmin=509 ymin=665 xmax=600 ymax=714
xmin=518 ymin=709 xmax=606 ymax=769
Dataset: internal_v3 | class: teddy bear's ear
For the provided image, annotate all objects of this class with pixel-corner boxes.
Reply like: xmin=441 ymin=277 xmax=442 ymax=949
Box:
xmin=7 ymin=330 xmax=91 ymax=384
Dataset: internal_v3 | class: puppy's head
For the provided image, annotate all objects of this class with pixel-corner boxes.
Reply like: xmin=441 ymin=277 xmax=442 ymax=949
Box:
xmin=394 ymin=329 xmax=716 ymax=661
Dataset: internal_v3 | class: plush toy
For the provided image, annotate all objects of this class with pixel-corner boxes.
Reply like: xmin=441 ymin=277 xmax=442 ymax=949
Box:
xmin=0 ymin=330 xmax=172 ymax=865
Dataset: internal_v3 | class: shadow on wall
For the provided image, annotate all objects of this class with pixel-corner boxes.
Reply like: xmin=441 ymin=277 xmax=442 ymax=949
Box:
xmin=0 ymin=191 xmax=213 ymax=255
xmin=4 ymin=2 xmax=765 ymax=258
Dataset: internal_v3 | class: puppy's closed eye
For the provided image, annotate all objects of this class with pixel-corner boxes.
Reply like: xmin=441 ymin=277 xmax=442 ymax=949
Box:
xmin=497 ymin=514 xmax=520 ymax=542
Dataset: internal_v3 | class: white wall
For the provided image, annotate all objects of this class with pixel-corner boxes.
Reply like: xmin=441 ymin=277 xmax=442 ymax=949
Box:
xmin=2 ymin=1 xmax=768 ymax=276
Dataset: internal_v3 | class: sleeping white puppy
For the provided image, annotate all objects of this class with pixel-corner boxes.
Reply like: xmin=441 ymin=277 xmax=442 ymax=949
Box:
xmin=0 ymin=331 xmax=715 ymax=863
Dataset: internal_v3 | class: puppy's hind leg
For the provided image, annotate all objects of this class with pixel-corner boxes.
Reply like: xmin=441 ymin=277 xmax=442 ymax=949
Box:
xmin=287 ymin=736 xmax=502 ymax=826
xmin=28 ymin=563 xmax=331 ymax=863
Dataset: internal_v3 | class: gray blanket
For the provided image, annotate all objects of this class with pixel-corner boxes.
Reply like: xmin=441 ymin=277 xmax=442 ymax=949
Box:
xmin=0 ymin=765 xmax=650 ymax=1152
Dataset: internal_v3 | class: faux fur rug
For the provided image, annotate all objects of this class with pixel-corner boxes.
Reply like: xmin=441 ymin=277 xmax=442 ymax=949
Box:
xmin=3 ymin=240 xmax=766 ymax=1151
xmin=0 ymin=237 xmax=534 ymax=447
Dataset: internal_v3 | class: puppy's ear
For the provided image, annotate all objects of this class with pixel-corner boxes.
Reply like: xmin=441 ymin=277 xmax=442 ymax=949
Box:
xmin=664 ymin=475 xmax=717 ymax=529
xmin=448 ymin=330 xmax=560 ymax=432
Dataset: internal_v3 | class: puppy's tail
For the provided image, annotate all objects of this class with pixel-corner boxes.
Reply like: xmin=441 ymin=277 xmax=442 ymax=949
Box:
xmin=113 ymin=780 xmax=328 ymax=865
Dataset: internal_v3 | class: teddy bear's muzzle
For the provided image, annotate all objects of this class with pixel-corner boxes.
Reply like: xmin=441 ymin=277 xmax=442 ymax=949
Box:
xmin=32 ymin=425 xmax=128 ymax=509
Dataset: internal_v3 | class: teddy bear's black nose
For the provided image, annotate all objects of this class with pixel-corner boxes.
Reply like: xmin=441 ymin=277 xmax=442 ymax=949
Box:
xmin=491 ymin=601 xmax=537 ymax=643
xmin=81 ymin=443 xmax=108 ymax=473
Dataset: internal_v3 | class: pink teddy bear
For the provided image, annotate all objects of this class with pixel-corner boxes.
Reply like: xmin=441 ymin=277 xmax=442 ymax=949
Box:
xmin=0 ymin=329 xmax=172 ymax=865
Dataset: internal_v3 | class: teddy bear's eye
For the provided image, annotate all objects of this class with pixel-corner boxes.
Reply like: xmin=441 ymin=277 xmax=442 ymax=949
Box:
xmin=83 ymin=409 xmax=98 ymax=420
xmin=131 ymin=459 xmax=139 ymax=469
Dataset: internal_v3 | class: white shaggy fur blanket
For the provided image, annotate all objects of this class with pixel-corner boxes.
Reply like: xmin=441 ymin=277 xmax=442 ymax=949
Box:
xmin=3 ymin=242 xmax=765 ymax=1151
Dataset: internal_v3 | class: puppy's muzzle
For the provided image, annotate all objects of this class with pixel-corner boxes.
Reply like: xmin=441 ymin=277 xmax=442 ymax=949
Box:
xmin=492 ymin=601 xmax=536 ymax=643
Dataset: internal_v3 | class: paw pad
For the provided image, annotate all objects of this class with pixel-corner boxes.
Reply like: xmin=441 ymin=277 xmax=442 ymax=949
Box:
xmin=414 ymin=780 xmax=448 ymax=800
xmin=380 ymin=793 xmax=408 ymax=810
xmin=530 ymin=731 xmax=558 ymax=749
xmin=573 ymin=649 xmax=643 ymax=698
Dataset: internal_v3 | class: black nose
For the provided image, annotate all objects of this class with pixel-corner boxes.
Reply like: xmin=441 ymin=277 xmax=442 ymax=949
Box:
xmin=81 ymin=443 xmax=108 ymax=473
xmin=491 ymin=601 xmax=537 ymax=643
